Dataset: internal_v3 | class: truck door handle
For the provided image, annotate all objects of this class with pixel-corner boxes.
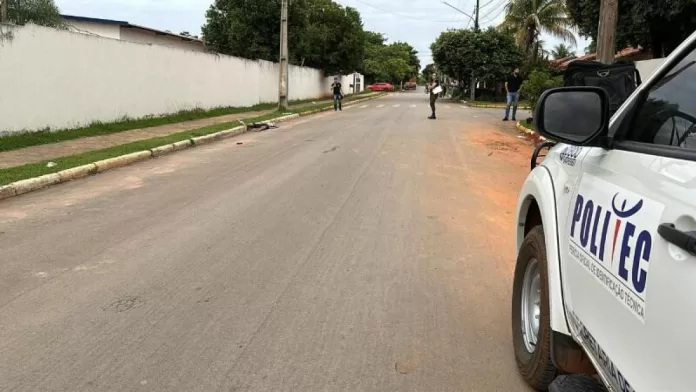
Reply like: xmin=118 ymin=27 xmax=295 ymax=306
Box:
xmin=657 ymin=223 xmax=696 ymax=256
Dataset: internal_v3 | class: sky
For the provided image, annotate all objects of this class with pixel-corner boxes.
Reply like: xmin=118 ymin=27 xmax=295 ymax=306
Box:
xmin=55 ymin=0 xmax=590 ymax=70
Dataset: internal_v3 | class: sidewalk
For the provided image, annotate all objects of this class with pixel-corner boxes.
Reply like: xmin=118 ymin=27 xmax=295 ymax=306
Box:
xmin=0 ymin=97 xmax=359 ymax=169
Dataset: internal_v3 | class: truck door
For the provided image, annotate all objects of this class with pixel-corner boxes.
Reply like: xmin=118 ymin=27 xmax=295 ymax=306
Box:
xmin=561 ymin=42 xmax=696 ymax=391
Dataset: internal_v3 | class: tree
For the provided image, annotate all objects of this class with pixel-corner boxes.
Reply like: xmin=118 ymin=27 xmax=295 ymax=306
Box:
xmin=422 ymin=63 xmax=436 ymax=79
xmin=551 ymin=43 xmax=574 ymax=59
xmin=566 ymin=0 xmax=696 ymax=57
xmin=584 ymin=40 xmax=597 ymax=54
xmin=202 ymin=0 xmax=366 ymax=75
xmin=431 ymin=28 xmax=523 ymax=87
xmin=533 ymin=39 xmax=550 ymax=60
xmin=498 ymin=0 xmax=576 ymax=55
xmin=521 ymin=69 xmax=563 ymax=112
xmin=6 ymin=0 xmax=63 ymax=28
xmin=363 ymin=42 xmax=415 ymax=84
xmin=364 ymin=31 xmax=386 ymax=47
xmin=361 ymin=32 xmax=419 ymax=84
xmin=391 ymin=41 xmax=420 ymax=79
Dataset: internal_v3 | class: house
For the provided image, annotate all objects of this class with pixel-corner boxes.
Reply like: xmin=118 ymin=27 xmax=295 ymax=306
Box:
xmin=551 ymin=46 xmax=654 ymax=70
xmin=61 ymin=14 xmax=207 ymax=53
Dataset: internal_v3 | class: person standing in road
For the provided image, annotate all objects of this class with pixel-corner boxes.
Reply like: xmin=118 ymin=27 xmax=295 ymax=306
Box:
xmin=428 ymin=74 xmax=440 ymax=120
xmin=503 ymin=68 xmax=523 ymax=121
xmin=331 ymin=77 xmax=343 ymax=111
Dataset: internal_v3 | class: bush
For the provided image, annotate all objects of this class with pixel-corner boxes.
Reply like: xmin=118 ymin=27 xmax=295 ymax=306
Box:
xmin=522 ymin=70 xmax=563 ymax=113
xmin=449 ymin=87 xmax=466 ymax=100
xmin=476 ymin=88 xmax=506 ymax=102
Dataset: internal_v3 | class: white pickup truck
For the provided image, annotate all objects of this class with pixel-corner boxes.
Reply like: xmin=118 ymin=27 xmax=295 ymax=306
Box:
xmin=511 ymin=30 xmax=696 ymax=392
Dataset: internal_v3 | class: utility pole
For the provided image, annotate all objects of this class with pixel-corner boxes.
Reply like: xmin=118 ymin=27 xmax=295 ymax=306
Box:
xmin=596 ymin=0 xmax=618 ymax=64
xmin=1 ymin=0 xmax=8 ymax=24
xmin=442 ymin=1 xmax=479 ymax=101
xmin=470 ymin=0 xmax=480 ymax=101
xmin=278 ymin=0 xmax=289 ymax=111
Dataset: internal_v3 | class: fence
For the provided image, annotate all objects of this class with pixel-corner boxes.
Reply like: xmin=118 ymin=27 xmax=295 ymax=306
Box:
xmin=0 ymin=24 xmax=362 ymax=135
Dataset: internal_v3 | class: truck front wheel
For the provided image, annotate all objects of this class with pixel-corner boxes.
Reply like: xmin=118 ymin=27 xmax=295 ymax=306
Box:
xmin=511 ymin=225 xmax=558 ymax=390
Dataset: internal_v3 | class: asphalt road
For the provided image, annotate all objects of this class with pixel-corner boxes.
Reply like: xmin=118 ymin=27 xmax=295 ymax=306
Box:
xmin=0 ymin=92 xmax=534 ymax=391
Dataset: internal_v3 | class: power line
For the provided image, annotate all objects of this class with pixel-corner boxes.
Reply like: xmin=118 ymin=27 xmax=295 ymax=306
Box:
xmin=352 ymin=0 xmax=463 ymax=23
xmin=479 ymin=0 xmax=507 ymax=24
xmin=442 ymin=1 xmax=476 ymax=23
xmin=465 ymin=5 xmax=474 ymax=29
xmin=478 ymin=0 xmax=500 ymax=10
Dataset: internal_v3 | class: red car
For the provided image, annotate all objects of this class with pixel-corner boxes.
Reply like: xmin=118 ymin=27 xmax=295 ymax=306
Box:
xmin=366 ymin=82 xmax=394 ymax=92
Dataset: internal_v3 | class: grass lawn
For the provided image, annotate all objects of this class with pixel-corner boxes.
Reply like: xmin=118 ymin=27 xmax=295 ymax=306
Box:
xmin=0 ymin=92 xmax=376 ymax=154
xmin=0 ymin=120 xmax=242 ymax=186
xmin=0 ymin=93 xmax=379 ymax=186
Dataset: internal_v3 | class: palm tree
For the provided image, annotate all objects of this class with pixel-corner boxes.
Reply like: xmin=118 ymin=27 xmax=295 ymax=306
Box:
xmin=533 ymin=39 xmax=550 ymax=60
xmin=551 ymin=43 xmax=574 ymax=59
xmin=499 ymin=0 xmax=577 ymax=56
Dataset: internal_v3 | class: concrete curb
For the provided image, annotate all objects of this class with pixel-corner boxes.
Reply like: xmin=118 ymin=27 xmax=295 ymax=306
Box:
xmin=94 ymin=151 xmax=153 ymax=172
xmin=461 ymin=100 xmax=531 ymax=110
xmin=516 ymin=121 xmax=548 ymax=144
xmin=0 ymin=93 xmax=388 ymax=202
xmin=58 ymin=164 xmax=97 ymax=181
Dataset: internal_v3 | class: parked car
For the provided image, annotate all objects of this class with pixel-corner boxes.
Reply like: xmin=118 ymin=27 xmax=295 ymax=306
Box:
xmin=511 ymin=30 xmax=696 ymax=392
xmin=366 ymin=82 xmax=394 ymax=92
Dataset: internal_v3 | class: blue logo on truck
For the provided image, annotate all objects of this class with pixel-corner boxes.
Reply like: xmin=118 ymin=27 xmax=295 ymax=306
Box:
xmin=570 ymin=192 xmax=652 ymax=295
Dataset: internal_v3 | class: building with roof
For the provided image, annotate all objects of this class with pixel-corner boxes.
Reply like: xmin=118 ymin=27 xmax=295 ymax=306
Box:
xmin=61 ymin=14 xmax=207 ymax=53
xmin=551 ymin=46 xmax=654 ymax=70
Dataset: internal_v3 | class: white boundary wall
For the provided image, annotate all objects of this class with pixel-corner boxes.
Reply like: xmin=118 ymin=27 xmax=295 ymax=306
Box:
xmin=636 ymin=58 xmax=666 ymax=82
xmin=0 ymin=24 xmax=362 ymax=134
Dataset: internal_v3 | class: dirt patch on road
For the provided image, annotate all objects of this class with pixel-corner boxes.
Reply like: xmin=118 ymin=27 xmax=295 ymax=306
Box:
xmin=466 ymin=128 xmax=532 ymax=169
xmin=417 ymin=122 xmax=535 ymax=288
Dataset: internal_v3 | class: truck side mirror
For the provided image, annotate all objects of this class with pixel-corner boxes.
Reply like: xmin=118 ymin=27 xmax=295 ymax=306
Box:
xmin=535 ymin=87 xmax=611 ymax=146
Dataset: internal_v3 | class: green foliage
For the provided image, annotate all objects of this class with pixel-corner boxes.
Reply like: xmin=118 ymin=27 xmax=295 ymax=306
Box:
xmin=7 ymin=0 xmax=63 ymax=28
xmin=498 ymin=0 xmax=576 ymax=54
xmin=521 ymin=69 xmax=563 ymax=113
xmin=430 ymin=27 xmax=523 ymax=84
xmin=584 ymin=40 xmax=597 ymax=54
xmin=391 ymin=41 xmax=420 ymax=77
xmin=364 ymin=31 xmax=386 ymax=47
xmin=449 ymin=87 xmax=466 ymax=100
xmin=551 ymin=43 xmax=574 ymax=59
xmin=422 ymin=63 xmax=436 ymax=79
xmin=566 ymin=0 xmax=696 ymax=56
xmin=362 ymin=38 xmax=419 ymax=84
xmin=202 ymin=0 xmax=366 ymax=75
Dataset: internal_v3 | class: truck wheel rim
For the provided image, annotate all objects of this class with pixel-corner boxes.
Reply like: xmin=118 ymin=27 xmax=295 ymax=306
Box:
xmin=521 ymin=258 xmax=541 ymax=353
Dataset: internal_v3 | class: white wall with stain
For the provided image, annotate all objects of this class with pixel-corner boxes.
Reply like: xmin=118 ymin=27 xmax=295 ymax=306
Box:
xmin=0 ymin=24 xmax=363 ymax=134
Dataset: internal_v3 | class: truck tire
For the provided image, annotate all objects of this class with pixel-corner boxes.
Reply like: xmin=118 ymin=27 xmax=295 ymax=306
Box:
xmin=549 ymin=375 xmax=606 ymax=392
xmin=512 ymin=225 xmax=558 ymax=390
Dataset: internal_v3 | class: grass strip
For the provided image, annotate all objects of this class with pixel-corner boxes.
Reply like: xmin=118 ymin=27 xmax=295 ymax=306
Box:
xmin=0 ymin=121 xmax=241 ymax=186
xmin=0 ymin=92 xmax=373 ymax=153
xmin=0 ymin=104 xmax=276 ymax=153
xmin=0 ymin=93 xmax=379 ymax=186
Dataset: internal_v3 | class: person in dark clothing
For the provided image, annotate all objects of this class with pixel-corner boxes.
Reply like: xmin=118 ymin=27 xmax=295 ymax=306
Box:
xmin=331 ymin=77 xmax=343 ymax=111
xmin=503 ymin=68 xmax=523 ymax=121
xmin=428 ymin=74 xmax=440 ymax=119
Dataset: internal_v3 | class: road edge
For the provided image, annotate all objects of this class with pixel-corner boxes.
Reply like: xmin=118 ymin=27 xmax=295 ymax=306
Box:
xmin=461 ymin=100 xmax=532 ymax=110
xmin=516 ymin=120 xmax=548 ymax=144
xmin=0 ymin=93 xmax=387 ymax=201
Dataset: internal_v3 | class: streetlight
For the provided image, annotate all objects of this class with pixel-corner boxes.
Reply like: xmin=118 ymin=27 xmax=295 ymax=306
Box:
xmin=441 ymin=0 xmax=480 ymax=101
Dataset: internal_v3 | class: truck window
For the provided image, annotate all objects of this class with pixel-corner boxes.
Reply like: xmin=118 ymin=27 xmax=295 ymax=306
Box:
xmin=627 ymin=48 xmax=696 ymax=150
